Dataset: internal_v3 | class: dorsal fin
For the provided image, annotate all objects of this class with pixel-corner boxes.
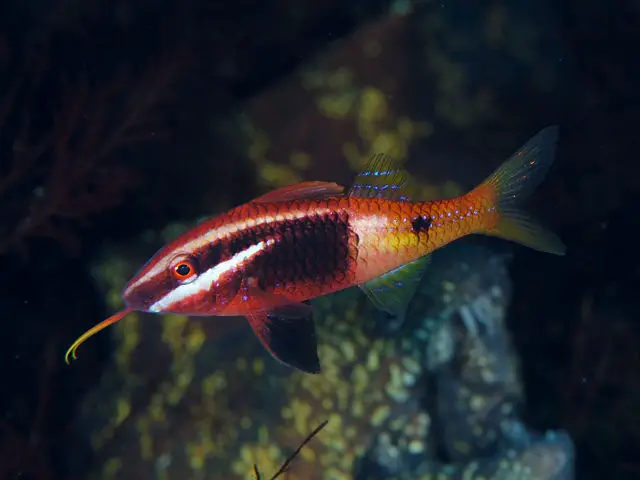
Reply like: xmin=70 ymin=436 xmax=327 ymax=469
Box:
xmin=251 ymin=181 xmax=345 ymax=203
xmin=348 ymin=153 xmax=411 ymax=201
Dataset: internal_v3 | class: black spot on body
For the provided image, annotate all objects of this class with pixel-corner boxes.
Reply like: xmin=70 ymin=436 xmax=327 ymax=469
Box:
xmin=198 ymin=241 xmax=224 ymax=272
xmin=411 ymin=215 xmax=432 ymax=233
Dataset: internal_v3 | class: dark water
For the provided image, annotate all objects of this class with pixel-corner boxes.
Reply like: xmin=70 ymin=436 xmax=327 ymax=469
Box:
xmin=0 ymin=0 xmax=638 ymax=479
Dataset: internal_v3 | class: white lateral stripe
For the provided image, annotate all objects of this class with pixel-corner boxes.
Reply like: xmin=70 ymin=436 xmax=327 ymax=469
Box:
xmin=129 ymin=207 xmax=332 ymax=291
xmin=149 ymin=239 xmax=272 ymax=312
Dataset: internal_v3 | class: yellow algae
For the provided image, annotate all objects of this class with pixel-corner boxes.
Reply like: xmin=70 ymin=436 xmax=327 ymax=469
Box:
xmin=370 ymin=131 xmax=406 ymax=159
xmin=115 ymin=313 xmax=140 ymax=369
xmin=339 ymin=340 xmax=355 ymax=362
xmin=385 ymin=377 xmax=410 ymax=403
xmin=401 ymin=356 xmax=421 ymax=375
xmin=136 ymin=417 xmax=154 ymax=460
xmin=371 ymin=405 xmax=391 ymax=427
xmin=259 ymin=162 xmax=302 ymax=187
xmin=325 ymin=468 xmax=350 ymax=480
xmin=114 ymin=397 xmax=131 ymax=425
xmin=202 ymin=371 xmax=227 ymax=397
xmin=317 ymin=92 xmax=357 ymax=119
xmin=246 ymin=126 xmax=271 ymax=163
xmin=341 ymin=426 xmax=356 ymax=443
xmin=149 ymin=393 xmax=167 ymax=422
xmin=397 ymin=117 xmax=434 ymax=140
xmin=161 ymin=314 xmax=188 ymax=356
xmin=408 ymin=439 xmax=425 ymax=454
xmin=240 ymin=416 xmax=252 ymax=429
xmin=106 ymin=288 xmax=124 ymax=309
xmin=350 ymin=364 xmax=369 ymax=393
xmin=258 ymin=425 xmax=270 ymax=443
xmin=101 ymin=458 xmax=122 ymax=479
xmin=289 ymin=151 xmax=312 ymax=170
xmin=350 ymin=399 xmax=364 ymax=418
xmin=186 ymin=325 xmax=205 ymax=353
xmin=232 ymin=443 xmax=281 ymax=477
xmin=167 ymin=362 xmax=195 ymax=406
xmin=300 ymin=442 xmax=316 ymax=462
xmin=288 ymin=398 xmax=313 ymax=435
xmin=359 ymin=87 xmax=388 ymax=124
xmin=252 ymin=357 xmax=265 ymax=375
xmin=186 ymin=428 xmax=216 ymax=471
xmin=366 ymin=349 xmax=380 ymax=371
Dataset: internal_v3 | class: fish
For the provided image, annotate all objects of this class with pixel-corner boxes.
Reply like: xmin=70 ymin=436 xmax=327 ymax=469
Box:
xmin=64 ymin=126 xmax=565 ymax=374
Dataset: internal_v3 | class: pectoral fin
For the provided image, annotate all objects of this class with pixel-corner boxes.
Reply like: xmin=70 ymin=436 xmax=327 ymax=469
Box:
xmin=246 ymin=310 xmax=321 ymax=374
xmin=359 ymin=255 xmax=430 ymax=331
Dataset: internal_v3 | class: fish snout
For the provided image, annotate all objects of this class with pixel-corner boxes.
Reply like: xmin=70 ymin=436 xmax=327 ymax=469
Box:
xmin=122 ymin=278 xmax=157 ymax=312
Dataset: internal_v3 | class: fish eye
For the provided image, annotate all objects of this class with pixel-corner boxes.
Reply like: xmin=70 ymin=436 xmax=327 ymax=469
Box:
xmin=170 ymin=255 xmax=199 ymax=283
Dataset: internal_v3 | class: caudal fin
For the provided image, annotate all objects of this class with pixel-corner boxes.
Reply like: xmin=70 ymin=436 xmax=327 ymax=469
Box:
xmin=475 ymin=126 xmax=566 ymax=255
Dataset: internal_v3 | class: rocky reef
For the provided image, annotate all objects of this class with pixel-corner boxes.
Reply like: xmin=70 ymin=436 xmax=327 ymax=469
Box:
xmin=71 ymin=233 xmax=574 ymax=479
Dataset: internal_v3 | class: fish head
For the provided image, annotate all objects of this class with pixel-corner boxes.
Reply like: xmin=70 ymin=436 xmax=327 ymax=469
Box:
xmin=64 ymin=225 xmax=239 ymax=364
xmin=122 ymin=229 xmax=239 ymax=316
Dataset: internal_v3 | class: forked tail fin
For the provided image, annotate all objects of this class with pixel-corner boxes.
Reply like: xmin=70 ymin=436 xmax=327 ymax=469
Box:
xmin=474 ymin=126 xmax=566 ymax=255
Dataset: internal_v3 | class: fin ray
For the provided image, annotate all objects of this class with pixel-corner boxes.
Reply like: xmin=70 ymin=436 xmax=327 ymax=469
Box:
xmin=348 ymin=153 xmax=412 ymax=201
xmin=485 ymin=208 xmax=565 ymax=255
xmin=475 ymin=126 xmax=565 ymax=255
xmin=359 ymin=255 xmax=430 ymax=330
xmin=252 ymin=181 xmax=344 ymax=203
xmin=246 ymin=311 xmax=321 ymax=374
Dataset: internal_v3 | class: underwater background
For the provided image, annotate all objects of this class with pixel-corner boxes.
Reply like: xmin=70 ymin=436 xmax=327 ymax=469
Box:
xmin=0 ymin=0 xmax=638 ymax=478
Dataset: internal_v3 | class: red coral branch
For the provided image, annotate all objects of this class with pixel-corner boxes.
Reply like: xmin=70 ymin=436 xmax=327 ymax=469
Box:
xmin=0 ymin=43 xmax=187 ymax=257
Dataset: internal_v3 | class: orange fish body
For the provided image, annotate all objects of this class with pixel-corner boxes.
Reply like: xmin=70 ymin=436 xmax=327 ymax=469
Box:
xmin=64 ymin=126 xmax=565 ymax=374
xmin=179 ymin=194 xmax=487 ymax=316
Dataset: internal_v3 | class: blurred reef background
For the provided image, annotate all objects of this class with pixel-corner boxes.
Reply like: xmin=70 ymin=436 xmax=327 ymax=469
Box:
xmin=0 ymin=0 xmax=638 ymax=478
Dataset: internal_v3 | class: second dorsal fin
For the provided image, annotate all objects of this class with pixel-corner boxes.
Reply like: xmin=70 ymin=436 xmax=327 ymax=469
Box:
xmin=251 ymin=181 xmax=345 ymax=203
xmin=348 ymin=153 xmax=412 ymax=201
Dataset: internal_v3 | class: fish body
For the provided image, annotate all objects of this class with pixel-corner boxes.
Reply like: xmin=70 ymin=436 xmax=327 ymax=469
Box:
xmin=126 ymin=195 xmax=486 ymax=316
xmin=65 ymin=126 xmax=565 ymax=374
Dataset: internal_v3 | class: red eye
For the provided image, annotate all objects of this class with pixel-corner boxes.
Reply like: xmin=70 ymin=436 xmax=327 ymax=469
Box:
xmin=170 ymin=256 xmax=198 ymax=282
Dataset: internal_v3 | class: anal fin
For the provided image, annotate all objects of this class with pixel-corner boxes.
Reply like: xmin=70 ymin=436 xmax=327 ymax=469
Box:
xmin=246 ymin=310 xmax=321 ymax=374
xmin=359 ymin=255 xmax=430 ymax=331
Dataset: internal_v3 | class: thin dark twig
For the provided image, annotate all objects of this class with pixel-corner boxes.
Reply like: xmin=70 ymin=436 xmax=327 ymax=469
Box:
xmin=253 ymin=419 xmax=328 ymax=480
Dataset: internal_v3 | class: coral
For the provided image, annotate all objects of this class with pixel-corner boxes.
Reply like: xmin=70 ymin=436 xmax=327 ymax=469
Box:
xmin=0 ymin=40 xmax=184 ymax=256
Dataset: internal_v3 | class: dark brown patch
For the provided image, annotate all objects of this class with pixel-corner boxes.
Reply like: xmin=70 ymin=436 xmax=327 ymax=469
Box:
xmin=220 ymin=211 xmax=354 ymax=291
xmin=197 ymin=241 xmax=224 ymax=272
xmin=411 ymin=215 xmax=432 ymax=233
